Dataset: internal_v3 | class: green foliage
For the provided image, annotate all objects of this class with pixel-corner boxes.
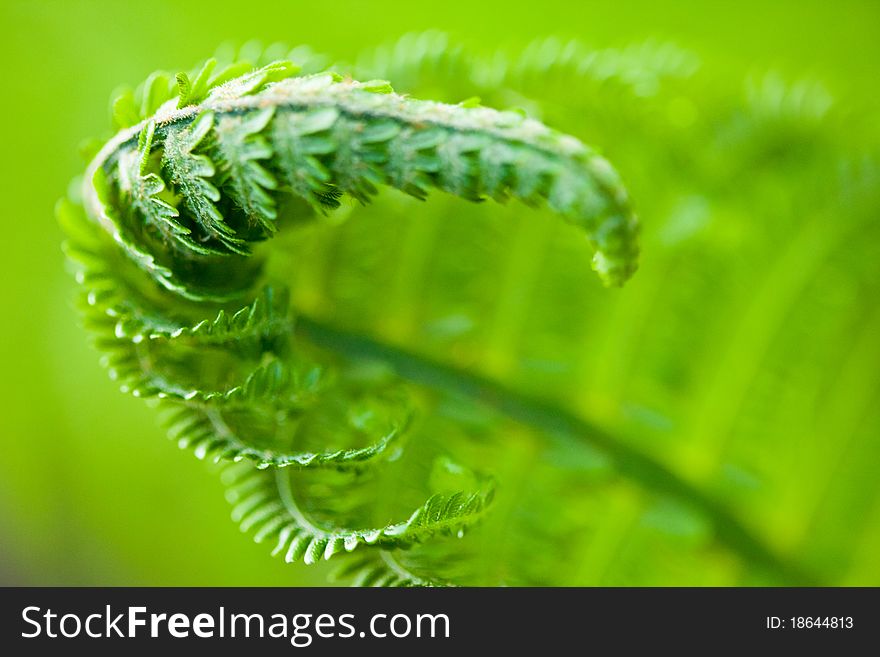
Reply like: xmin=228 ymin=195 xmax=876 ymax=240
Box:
xmin=60 ymin=34 xmax=880 ymax=586
xmin=212 ymin=107 xmax=279 ymax=233
xmin=118 ymin=122 xmax=190 ymax=249
xmin=223 ymin=462 xmax=494 ymax=568
xmin=161 ymin=112 xmax=246 ymax=255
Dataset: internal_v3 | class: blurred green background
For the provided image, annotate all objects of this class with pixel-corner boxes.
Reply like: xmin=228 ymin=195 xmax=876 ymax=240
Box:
xmin=1 ymin=0 xmax=878 ymax=585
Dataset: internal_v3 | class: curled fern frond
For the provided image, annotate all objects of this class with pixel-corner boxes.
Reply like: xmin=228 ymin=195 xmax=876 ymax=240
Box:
xmin=85 ymin=65 xmax=639 ymax=291
xmin=61 ymin=41 xmax=643 ymax=587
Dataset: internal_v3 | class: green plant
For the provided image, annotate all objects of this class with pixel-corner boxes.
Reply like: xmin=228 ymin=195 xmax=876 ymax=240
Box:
xmin=61 ymin=35 xmax=880 ymax=586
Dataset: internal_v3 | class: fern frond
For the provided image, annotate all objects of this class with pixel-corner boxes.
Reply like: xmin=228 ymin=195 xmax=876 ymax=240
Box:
xmin=222 ymin=462 xmax=495 ymax=565
xmin=61 ymin=42 xmax=650 ymax=588
xmin=270 ymin=106 xmax=343 ymax=210
xmin=354 ymin=32 xmax=699 ymax=107
xmin=160 ymin=112 xmax=246 ymax=255
xmin=212 ymin=107 xmax=279 ymax=233
xmin=117 ymin=121 xmax=190 ymax=244
xmin=176 ymin=58 xmax=223 ymax=109
xmin=497 ymin=37 xmax=700 ymax=96
xmin=59 ymin=32 xmax=880 ymax=588
xmin=111 ymin=286 xmax=291 ymax=346
xmin=205 ymin=60 xmax=300 ymax=103
xmin=166 ymin=399 xmax=407 ymax=469
xmin=86 ymin=69 xmax=640 ymax=289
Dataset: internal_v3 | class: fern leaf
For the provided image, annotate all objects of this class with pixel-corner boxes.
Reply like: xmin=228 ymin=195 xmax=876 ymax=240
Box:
xmin=140 ymin=71 xmax=176 ymax=118
xmin=212 ymin=107 xmax=279 ymax=232
xmin=223 ymin=463 xmax=495 ymax=564
xmin=176 ymin=58 xmax=218 ymax=109
xmin=161 ymin=112 xmax=246 ymax=255
xmin=166 ymin=398 xmax=407 ymax=469
xmin=117 ymin=121 xmax=190 ymax=245
xmin=206 ymin=60 xmax=300 ymax=102
xmin=88 ymin=69 xmax=640 ymax=288
xmin=271 ymin=106 xmax=344 ymax=210
xmin=111 ymin=89 xmax=140 ymax=130
xmin=112 ymin=286 xmax=291 ymax=346
xmin=62 ymin=43 xmax=654 ymax=588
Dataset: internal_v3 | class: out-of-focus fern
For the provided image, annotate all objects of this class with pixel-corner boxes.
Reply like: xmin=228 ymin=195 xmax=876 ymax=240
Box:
xmin=61 ymin=36 xmax=880 ymax=586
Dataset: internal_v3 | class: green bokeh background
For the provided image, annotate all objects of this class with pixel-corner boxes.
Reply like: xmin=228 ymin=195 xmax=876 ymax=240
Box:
xmin=1 ymin=0 xmax=878 ymax=585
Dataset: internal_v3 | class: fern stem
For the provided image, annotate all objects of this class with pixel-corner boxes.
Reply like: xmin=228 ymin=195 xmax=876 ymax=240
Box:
xmin=294 ymin=312 xmax=819 ymax=585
